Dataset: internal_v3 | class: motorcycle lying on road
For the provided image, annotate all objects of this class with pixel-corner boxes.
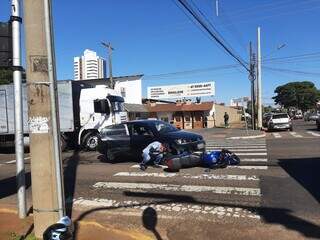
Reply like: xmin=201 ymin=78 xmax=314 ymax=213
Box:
xmin=164 ymin=149 xmax=240 ymax=172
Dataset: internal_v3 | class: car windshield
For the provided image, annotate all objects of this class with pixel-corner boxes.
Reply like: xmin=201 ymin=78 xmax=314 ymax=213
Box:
xmin=272 ymin=114 xmax=289 ymax=119
xmin=154 ymin=121 xmax=178 ymax=133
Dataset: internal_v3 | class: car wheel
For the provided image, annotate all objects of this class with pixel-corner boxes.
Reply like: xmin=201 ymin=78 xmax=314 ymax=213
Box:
xmin=289 ymin=127 xmax=293 ymax=131
xmin=82 ymin=132 xmax=99 ymax=151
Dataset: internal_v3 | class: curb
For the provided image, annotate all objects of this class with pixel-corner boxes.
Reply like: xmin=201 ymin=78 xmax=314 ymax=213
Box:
xmin=227 ymin=132 xmax=266 ymax=140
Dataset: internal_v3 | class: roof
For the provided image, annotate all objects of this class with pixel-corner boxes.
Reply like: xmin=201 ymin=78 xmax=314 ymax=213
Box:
xmin=147 ymin=102 xmax=214 ymax=112
xmin=124 ymin=103 xmax=148 ymax=113
xmin=65 ymin=74 xmax=144 ymax=87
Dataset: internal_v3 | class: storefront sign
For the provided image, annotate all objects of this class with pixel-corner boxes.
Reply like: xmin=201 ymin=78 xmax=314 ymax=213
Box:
xmin=147 ymin=82 xmax=215 ymax=99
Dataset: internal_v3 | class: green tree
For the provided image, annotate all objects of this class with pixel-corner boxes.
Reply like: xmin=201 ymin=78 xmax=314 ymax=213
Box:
xmin=0 ymin=68 xmax=13 ymax=85
xmin=273 ymin=81 xmax=320 ymax=112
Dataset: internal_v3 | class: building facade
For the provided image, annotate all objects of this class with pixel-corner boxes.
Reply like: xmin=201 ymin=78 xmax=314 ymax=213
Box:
xmin=74 ymin=49 xmax=106 ymax=80
xmin=74 ymin=74 xmax=143 ymax=104
xmin=147 ymin=101 xmax=242 ymax=129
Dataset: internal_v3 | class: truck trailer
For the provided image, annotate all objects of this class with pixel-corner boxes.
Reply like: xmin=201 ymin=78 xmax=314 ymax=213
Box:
xmin=0 ymin=80 xmax=127 ymax=151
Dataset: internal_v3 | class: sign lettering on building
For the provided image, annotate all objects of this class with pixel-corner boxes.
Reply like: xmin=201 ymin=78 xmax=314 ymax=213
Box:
xmin=147 ymin=81 xmax=215 ymax=99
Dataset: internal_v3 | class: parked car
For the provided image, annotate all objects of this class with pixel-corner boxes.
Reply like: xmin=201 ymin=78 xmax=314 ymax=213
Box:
xmin=265 ymin=113 xmax=293 ymax=131
xmin=308 ymin=113 xmax=320 ymax=121
xmin=316 ymin=118 xmax=320 ymax=130
xmin=294 ymin=112 xmax=303 ymax=119
xmin=97 ymin=120 xmax=206 ymax=161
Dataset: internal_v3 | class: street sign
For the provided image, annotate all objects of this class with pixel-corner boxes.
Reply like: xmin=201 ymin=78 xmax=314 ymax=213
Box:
xmin=147 ymin=81 xmax=215 ymax=99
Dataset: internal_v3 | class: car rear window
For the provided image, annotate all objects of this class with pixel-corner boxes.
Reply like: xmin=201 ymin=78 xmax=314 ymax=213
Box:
xmin=272 ymin=114 xmax=289 ymax=119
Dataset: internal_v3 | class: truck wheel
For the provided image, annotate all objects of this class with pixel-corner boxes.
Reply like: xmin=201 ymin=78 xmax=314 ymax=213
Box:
xmin=82 ymin=132 xmax=99 ymax=151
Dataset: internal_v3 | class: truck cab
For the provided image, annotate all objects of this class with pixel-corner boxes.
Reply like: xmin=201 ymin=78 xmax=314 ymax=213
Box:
xmin=78 ymin=85 xmax=128 ymax=150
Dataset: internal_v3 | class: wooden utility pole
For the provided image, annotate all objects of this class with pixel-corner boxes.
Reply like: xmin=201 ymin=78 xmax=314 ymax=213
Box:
xmin=24 ymin=0 xmax=64 ymax=237
xmin=101 ymin=41 xmax=114 ymax=88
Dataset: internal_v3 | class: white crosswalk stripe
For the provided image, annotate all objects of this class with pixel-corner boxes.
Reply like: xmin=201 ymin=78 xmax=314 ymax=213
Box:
xmin=130 ymin=164 xmax=268 ymax=170
xmin=93 ymin=182 xmax=261 ymax=196
xmin=74 ymin=198 xmax=261 ymax=219
xmin=306 ymin=131 xmax=320 ymax=137
xmin=272 ymin=133 xmax=281 ymax=138
xmin=289 ymin=132 xmax=303 ymax=138
xmin=114 ymin=172 xmax=260 ymax=181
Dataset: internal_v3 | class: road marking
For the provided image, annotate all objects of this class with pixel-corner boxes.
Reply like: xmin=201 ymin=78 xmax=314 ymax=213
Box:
xmin=206 ymin=142 xmax=266 ymax=145
xmin=289 ymin=132 xmax=303 ymax=138
xmin=4 ymin=157 xmax=30 ymax=164
xmin=113 ymin=172 xmax=259 ymax=181
xmin=236 ymin=152 xmax=267 ymax=156
xmin=272 ymin=133 xmax=281 ymax=138
xmin=241 ymin=158 xmax=267 ymax=162
xmin=131 ymin=164 xmax=167 ymax=169
xmin=307 ymin=131 xmax=320 ymax=137
xmin=74 ymin=198 xmax=261 ymax=219
xmin=93 ymin=182 xmax=261 ymax=196
xmin=228 ymin=166 xmax=268 ymax=170
xmin=207 ymin=149 xmax=267 ymax=152
xmin=206 ymin=145 xmax=266 ymax=149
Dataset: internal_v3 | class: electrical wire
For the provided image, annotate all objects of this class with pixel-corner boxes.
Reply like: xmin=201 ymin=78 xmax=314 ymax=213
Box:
xmin=174 ymin=0 xmax=250 ymax=72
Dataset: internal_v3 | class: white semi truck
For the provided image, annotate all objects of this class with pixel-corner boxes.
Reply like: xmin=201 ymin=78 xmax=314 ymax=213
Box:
xmin=0 ymin=80 xmax=127 ymax=150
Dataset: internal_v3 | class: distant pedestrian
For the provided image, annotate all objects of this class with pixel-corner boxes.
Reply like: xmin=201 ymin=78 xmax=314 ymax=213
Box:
xmin=224 ymin=112 xmax=229 ymax=128
xmin=140 ymin=141 xmax=167 ymax=171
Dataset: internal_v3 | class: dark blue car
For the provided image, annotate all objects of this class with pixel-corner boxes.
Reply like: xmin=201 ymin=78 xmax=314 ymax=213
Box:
xmin=97 ymin=120 xmax=206 ymax=161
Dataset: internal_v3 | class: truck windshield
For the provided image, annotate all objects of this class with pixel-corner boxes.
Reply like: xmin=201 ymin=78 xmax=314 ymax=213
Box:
xmin=111 ymin=101 xmax=125 ymax=112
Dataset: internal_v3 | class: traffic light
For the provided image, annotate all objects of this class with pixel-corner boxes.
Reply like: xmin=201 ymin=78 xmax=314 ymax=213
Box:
xmin=0 ymin=21 xmax=12 ymax=68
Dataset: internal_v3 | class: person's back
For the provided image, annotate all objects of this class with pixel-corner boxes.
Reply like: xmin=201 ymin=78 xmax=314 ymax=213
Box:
xmin=224 ymin=112 xmax=229 ymax=127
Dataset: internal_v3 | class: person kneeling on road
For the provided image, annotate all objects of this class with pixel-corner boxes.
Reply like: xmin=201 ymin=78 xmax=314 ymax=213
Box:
xmin=140 ymin=141 xmax=167 ymax=171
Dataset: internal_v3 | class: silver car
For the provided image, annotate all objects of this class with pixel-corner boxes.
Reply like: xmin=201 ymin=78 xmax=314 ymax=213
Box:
xmin=266 ymin=113 xmax=293 ymax=131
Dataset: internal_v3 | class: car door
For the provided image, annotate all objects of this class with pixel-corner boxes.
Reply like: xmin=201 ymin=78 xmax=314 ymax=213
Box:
xmin=128 ymin=122 xmax=157 ymax=155
xmin=101 ymin=124 xmax=131 ymax=157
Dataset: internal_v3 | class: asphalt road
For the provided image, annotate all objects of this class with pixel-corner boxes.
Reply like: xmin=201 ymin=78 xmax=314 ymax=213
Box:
xmin=0 ymin=119 xmax=319 ymax=239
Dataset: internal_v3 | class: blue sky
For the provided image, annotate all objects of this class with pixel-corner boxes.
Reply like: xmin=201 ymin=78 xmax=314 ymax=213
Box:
xmin=1 ymin=0 xmax=320 ymax=105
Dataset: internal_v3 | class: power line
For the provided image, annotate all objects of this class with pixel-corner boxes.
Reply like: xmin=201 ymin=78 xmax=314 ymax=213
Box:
xmin=144 ymin=63 xmax=240 ymax=79
xmin=174 ymin=0 xmax=250 ymax=72
xmin=264 ymin=66 xmax=320 ymax=76
xmin=188 ymin=0 xmax=245 ymax=61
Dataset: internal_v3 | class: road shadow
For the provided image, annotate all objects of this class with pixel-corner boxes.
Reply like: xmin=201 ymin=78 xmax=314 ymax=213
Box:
xmin=63 ymin=149 xmax=80 ymax=217
xmin=0 ymin=171 xmax=31 ymax=199
xmin=142 ymin=207 xmax=162 ymax=240
xmin=98 ymin=153 xmax=140 ymax=164
xmin=278 ymin=157 xmax=320 ymax=203
xmin=71 ymin=190 xmax=320 ymax=239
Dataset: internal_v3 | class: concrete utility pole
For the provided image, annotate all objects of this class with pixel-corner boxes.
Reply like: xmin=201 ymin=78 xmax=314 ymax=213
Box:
xmin=11 ymin=0 xmax=26 ymax=219
xmin=257 ymin=27 xmax=262 ymax=129
xmin=24 ymin=0 xmax=64 ymax=237
xmin=249 ymin=41 xmax=256 ymax=130
xmin=101 ymin=41 xmax=114 ymax=88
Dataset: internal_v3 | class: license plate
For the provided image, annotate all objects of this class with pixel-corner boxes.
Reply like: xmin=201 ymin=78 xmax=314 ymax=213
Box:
xmin=197 ymin=143 xmax=205 ymax=149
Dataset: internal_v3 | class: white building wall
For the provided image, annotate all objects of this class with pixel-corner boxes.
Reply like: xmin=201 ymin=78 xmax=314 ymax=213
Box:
xmin=114 ymin=77 xmax=142 ymax=104
xmin=74 ymin=49 xmax=106 ymax=80
xmin=73 ymin=57 xmax=81 ymax=80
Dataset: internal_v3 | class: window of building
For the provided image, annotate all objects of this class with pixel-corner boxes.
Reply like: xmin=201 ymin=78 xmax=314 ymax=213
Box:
xmin=120 ymin=87 xmax=126 ymax=98
xmin=175 ymin=116 xmax=181 ymax=122
xmin=185 ymin=116 xmax=191 ymax=122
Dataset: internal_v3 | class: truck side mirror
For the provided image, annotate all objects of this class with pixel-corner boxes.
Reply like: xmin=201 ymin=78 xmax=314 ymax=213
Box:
xmin=94 ymin=99 xmax=110 ymax=114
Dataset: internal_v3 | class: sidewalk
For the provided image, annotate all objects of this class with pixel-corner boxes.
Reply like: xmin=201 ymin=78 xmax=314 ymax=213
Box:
xmin=0 ymin=205 xmax=155 ymax=240
xmin=190 ymin=125 xmax=265 ymax=139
